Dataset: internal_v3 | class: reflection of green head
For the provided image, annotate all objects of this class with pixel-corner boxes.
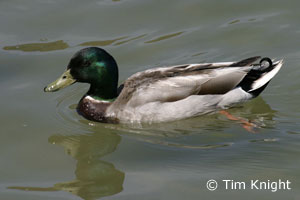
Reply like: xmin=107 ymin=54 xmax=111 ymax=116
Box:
xmin=8 ymin=131 xmax=124 ymax=200
xmin=48 ymin=131 xmax=124 ymax=200
xmin=44 ymin=47 xmax=119 ymax=101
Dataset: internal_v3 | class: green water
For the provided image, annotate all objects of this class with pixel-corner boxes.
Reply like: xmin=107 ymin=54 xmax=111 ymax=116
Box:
xmin=1 ymin=0 xmax=300 ymax=199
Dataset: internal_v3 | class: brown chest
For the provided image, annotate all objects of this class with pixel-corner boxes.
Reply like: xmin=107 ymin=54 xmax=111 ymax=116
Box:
xmin=77 ymin=96 xmax=118 ymax=123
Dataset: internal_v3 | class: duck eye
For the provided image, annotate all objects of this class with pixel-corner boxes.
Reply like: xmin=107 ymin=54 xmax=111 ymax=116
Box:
xmin=83 ymin=60 xmax=91 ymax=67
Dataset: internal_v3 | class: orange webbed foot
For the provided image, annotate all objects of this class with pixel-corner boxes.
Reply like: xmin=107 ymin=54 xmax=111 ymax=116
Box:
xmin=219 ymin=110 xmax=258 ymax=133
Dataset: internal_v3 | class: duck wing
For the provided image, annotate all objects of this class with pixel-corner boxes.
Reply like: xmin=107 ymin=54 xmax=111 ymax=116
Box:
xmin=114 ymin=56 xmax=261 ymax=107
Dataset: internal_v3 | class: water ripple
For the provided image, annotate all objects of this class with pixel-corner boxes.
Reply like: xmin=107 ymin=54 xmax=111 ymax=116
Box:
xmin=3 ymin=40 xmax=69 ymax=52
xmin=79 ymin=36 xmax=128 ymax=46
xmin=144 ymin=31 xmax=184 ymax=44
xmin=221 ymin=12 xmax=282 ymax=28
xmin=114 ymin=34 xmax=147 ymax=46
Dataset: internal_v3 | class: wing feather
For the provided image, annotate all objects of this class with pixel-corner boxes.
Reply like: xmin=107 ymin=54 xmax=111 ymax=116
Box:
xmin=114 ymin=59 xmax=256 ymax=107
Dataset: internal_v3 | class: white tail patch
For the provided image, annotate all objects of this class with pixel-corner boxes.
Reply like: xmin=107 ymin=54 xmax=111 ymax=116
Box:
xmin=249 ymin=60 xmax=283 ymax=92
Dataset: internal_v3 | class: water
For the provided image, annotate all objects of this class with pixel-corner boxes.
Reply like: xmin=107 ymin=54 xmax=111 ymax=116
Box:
xmin=1 ymin=0 xmax=300 ymax=199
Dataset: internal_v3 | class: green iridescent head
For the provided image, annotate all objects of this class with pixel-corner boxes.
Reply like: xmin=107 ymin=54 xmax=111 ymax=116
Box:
xmin=44 ymin=47 xmax=119 ymax=100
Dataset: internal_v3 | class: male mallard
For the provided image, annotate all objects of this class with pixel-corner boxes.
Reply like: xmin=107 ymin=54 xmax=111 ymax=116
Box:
xmin=44 ymin=47 xmax=283 ymax=123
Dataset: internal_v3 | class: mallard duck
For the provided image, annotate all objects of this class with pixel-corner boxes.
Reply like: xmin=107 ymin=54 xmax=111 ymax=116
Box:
xmin=44 ymin=47 xmax=283 ymax=123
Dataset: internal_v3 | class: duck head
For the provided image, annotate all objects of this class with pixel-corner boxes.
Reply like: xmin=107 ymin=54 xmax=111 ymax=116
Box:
xmin=44 ymin=47 xmax=119 ymax=101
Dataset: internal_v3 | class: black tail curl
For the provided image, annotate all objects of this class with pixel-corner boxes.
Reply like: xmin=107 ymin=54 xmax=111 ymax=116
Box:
xmin=237 ymin=57 xmax=274 ymax=97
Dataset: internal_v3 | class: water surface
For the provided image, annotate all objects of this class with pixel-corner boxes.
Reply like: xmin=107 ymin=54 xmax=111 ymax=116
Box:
xmin=1 ymin=0 xmax=300 ymax=199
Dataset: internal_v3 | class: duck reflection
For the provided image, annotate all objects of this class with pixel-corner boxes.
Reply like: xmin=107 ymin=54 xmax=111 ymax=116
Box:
xmin=7 ymin=97 xmax=276 ymax=198
xmin=8 ymin=129 xmax=124 ymax=200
